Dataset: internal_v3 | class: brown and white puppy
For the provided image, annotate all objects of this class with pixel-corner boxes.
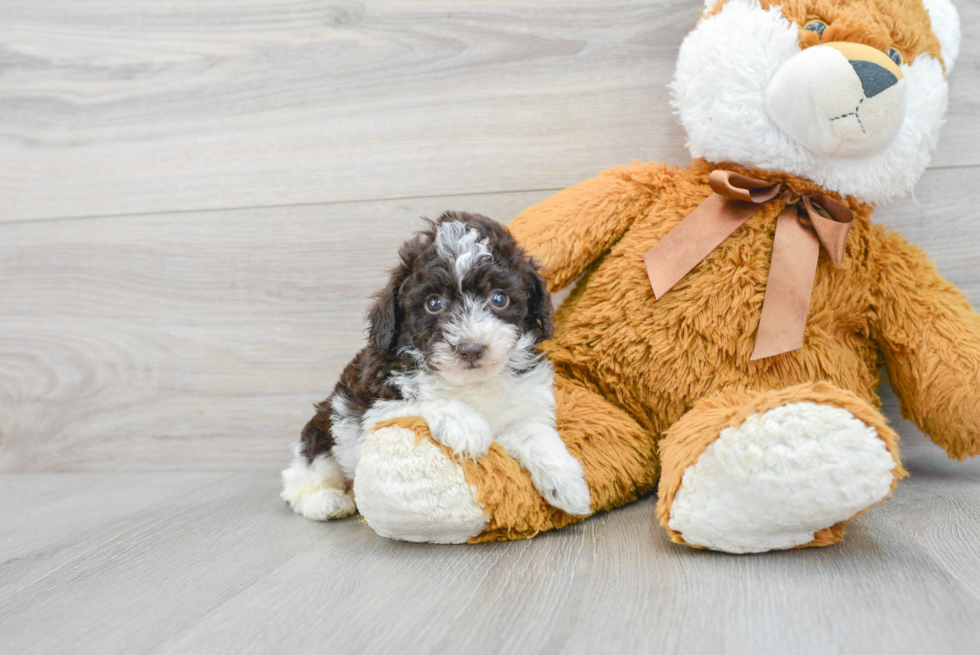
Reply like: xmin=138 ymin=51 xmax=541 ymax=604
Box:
xmin=281 ymin=211 xmax=591 ymax=520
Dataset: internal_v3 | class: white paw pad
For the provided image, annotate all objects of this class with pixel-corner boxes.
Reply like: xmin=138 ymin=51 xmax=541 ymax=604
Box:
xmin=354 ymin=425 xmax=488 ymax=543
xmin=668 ymin=402 xmax=897 ymax=553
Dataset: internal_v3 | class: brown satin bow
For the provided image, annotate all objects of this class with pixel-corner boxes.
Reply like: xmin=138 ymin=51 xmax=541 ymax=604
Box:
xmin=643 ymin=170 xmax=854 ymax=361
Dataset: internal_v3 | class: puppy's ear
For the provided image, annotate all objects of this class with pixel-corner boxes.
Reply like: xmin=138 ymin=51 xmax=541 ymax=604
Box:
xmin=367 ymin=262 xmax=408 ymax=354
xmin=523 ymin=257 xmax=554 ymax=341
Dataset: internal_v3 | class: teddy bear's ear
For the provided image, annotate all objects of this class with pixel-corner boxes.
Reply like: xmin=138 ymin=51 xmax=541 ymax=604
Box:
xmin=922 ymin=0 xmax=961 ymax=73
xmin=702 ymin=0 xmax=724 ymax=14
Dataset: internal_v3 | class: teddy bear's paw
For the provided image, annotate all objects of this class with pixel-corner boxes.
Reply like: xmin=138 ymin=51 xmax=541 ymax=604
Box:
xmin=667 ymin=402 xmax=897 ymax=554
xmin=280 ymin=453 xmax=356 ymax=520
xmin=353 ymin=424 xmax=488 ymax=543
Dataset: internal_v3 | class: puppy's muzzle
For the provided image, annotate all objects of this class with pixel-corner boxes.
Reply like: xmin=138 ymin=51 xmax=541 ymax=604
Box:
xmin=765 ymin=41 xmax=905 ymax=159
xmin=456 ymin=342 xmax=486 ymax=364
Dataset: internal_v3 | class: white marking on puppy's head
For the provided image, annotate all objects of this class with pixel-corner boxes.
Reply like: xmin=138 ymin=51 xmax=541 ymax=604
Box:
xmin=434 ymin=220 xmax=492 ymax=290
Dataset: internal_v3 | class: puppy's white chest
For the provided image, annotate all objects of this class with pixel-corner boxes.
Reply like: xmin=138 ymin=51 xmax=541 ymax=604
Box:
xmin=449 ymin=381 xmax=510 ymax=429
xmin=416 ymin=365 xmax=555 ymax=434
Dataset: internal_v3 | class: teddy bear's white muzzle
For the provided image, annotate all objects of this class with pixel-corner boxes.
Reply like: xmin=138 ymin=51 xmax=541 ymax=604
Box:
xmin=764 ymin=42 xmax=906 ymax=159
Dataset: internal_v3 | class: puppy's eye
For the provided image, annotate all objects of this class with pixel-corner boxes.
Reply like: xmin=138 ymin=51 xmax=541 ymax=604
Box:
xmin=804 ymin=20 xmax=827 ymax=38
xmin=425 ymin=296 xmax=445 ymax=314
xmin=490 ymin=291 xmax=509 ymax=309
xmin=887 ymin=48 xmax=903 ymax=66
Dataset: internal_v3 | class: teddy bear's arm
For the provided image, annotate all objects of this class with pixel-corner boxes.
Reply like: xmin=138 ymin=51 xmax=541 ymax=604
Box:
xmin=872 ymin=228 xmax=980 ymax=460
xmin=507 ymin=162 xmax=675 ymax=292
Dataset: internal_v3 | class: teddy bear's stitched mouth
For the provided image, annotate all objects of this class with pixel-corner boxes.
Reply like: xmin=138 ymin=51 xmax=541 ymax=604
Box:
xmin=829 ymin=97 xmax=866 ymax=134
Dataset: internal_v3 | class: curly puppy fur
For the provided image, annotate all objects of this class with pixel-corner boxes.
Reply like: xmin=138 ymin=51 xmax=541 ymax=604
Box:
xmin=281 ymin=211 xmax=592 ymax=520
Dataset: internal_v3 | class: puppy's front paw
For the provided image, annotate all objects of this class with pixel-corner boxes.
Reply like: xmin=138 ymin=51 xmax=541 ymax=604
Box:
xmin=497 ymin=425 xmax=593 ymax=516
xmin=427 ymin=404 xmax=494 ymax=459
xmin=539 ymin=468 xmax=592 ymax=516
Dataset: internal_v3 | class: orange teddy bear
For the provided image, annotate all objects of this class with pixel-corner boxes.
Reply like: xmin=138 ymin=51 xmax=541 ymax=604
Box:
xmin=297 ymin=0 xmax=977 ymax=553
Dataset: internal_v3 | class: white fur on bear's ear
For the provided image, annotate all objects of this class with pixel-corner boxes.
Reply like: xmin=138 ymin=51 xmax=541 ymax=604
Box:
xmin=703 ymin=0 xmax=725 ymax=13
xmin=921 ymin=0 xmax=961 ymax=73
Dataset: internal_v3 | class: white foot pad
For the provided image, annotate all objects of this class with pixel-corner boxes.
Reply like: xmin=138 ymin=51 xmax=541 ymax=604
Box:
xmin=354 ymin=425 xmax=488 ymax=544
xmin=667 ymin=402 xmax=897 ymax=553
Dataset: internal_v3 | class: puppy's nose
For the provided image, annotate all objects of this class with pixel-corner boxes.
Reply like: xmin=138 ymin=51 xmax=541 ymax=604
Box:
xmin=457 ymin=342 xmax=485 ymax=363
xmin=850 ymin=60 xmax=898 ymax=98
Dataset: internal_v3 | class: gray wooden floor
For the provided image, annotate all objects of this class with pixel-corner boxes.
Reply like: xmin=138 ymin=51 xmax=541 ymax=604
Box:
xmin=2 ymin=1 xmax=980 ymax=653
xmin=2 ymin=434 xmax=980 ymax=654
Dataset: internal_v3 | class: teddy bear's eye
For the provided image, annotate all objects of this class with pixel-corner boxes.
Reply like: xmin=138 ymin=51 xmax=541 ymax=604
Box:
xmin=804 ymin=20 xmax=827 ymax=38
xmin=887 ymin=48 xmax=903 ymax=66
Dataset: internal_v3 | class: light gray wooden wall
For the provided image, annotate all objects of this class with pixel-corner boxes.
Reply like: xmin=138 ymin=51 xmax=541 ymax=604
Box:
xmin=1 ymin=0 xmax=979 ymax=472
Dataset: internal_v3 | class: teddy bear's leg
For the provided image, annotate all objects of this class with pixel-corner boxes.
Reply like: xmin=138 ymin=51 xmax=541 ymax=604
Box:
xmin=351 ymin=417 xmax=490 ymax=543
xmin=656 ymin=382 xmax=907 ymax=554
xmin=353 ymin=375 xmax=659 ymax=543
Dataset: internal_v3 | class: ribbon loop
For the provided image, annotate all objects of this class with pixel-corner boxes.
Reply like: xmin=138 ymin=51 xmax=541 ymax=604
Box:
xmin=801 ymin=195 xmax=853 ymax=266
xmin=708 ymin=169 xmax=782 ymax=203
xmin=644 ymin=170 xmax=855 ymax=361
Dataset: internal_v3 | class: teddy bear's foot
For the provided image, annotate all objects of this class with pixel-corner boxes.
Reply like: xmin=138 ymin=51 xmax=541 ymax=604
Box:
xmin=353 ymin=419 xmax=489 ymax=543
xmin=667 ymin=403 xmax=892 ymax=553
xmin=280 ymin=451 xmax=356 ymax=520
xmin=657 ymin=382 xmax=906 ymax=554
xmin=353 ymin=374 xmax=661 ymax=544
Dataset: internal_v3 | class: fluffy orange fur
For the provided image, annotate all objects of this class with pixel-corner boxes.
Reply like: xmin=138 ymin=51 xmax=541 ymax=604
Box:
xmin=506 ymin=156 xmax=980 ymax=545
xmin=363 ymin=0 xmax=972 ymax=547
xmin=371 ymin=152 xmax=980 ymax=546
xmin=709 ymin=0 xmax=944 ymax=69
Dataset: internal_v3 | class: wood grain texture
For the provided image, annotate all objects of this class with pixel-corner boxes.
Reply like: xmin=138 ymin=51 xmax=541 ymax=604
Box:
xmin=2 ymin=0 xmax=979 ymax=471
xmin=2 ymin=2 xmax=980 ymax=653
xmin=0 ymin=190 xmax=554 ymax=471
xmin=1 ymin=442 xmax=979 ymax=655
xmin=1 ymin=0 xmax=978 ymax=223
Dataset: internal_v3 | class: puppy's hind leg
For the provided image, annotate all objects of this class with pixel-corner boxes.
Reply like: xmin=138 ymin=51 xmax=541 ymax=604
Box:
xmin=281 ymin=408 xmax=357 ymax=521
xmin=281 ymin=446 xmax=356 ymax=520
xmin=497 ymin=424 xmax=592 ymax=516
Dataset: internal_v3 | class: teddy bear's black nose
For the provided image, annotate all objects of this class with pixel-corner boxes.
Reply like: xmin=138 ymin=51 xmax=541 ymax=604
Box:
xmin=850 ymin=60 xmax=898 ymax=98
